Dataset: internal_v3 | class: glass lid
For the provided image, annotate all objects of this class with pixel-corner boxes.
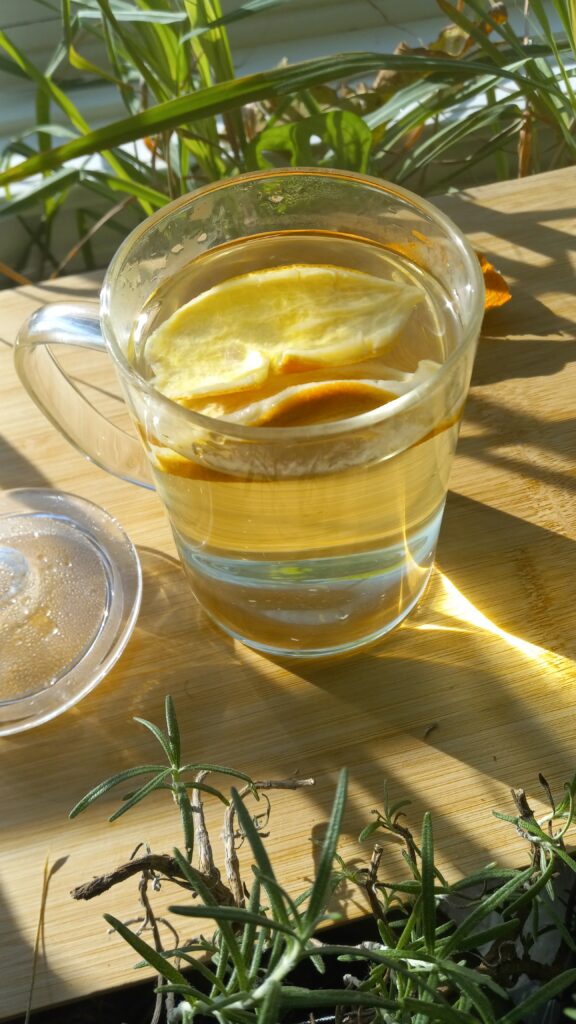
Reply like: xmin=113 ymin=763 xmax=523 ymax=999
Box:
xmin=0 ymin=488 xmax=141 ymax=736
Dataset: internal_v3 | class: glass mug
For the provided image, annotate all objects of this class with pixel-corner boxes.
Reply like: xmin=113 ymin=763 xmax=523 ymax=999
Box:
xmin=15 ymin=169 xmax=484 ymax=658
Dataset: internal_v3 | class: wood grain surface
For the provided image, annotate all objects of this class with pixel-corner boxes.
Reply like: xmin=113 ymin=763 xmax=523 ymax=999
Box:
xmin=0 ymin=166 xmax=575 ymax=1018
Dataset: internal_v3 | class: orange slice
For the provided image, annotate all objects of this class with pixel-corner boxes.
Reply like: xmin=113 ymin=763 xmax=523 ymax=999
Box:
xmin=144 ymin=264 xmax=423 ymax=402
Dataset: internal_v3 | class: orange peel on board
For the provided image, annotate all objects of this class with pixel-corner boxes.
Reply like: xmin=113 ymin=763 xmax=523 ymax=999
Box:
xmin=478 ymin=252 xmax=512 ymax=310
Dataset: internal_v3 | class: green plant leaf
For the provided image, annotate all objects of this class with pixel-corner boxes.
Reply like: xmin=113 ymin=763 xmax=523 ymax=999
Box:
xmin=232 ymin=788 xmax=290 ymax=926
xmin=164 ymin=694 xmax=181 ymax=768
xmin=83 ymin=170 xmax=170 ymax=208
xmin=444 ymin=917 xmax=520 ymax=952
xmin=322 ymin=109 xmax=372 ymax=172
xmin=257 ymin=979 xmax=281 ymax=1024
xmin=279 ymin=985 xmax=398 ymax=1011
xmin=0 ymin=49 xmax=559 ymax=187
xmin=103 ymin=913 xmax=194 ymax=988
xmin=401 ymin=998 xmax=477 ymax=1023
xmin=171 ymin=849 xmax=250 ymax=989
xmin=303 ymin=768 xmax=347 ymax=934
xmin=497 ymin=968 xmax=576 ymax=1023
xmin=420 ymin=811 xmax=436 ymax=955
xmin=179 ymin=764 xmax=256 ymax=792
xmin=109 ymin=767 xmax=173 ymax=820
xmin=358 ymin=818 xmax=383 ymax=843
xmin=133 ymin=715 xmax=176 ymax=763
xmin=241 ymin=876 xmax=262 ymax=965
xmin=0 ymin=168 xmax=81 ymax=219
xmin=69 ymin=764 xmax=167 ymax=817
xmin=440 ymin=865 xmax=534 ymax=956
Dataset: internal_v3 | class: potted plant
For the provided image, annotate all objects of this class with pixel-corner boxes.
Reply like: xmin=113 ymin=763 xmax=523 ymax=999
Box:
xmin=1 ymin=0 xmax=575 ymax=284
xmin=63 ymin=697 xmax=576 ymax=1024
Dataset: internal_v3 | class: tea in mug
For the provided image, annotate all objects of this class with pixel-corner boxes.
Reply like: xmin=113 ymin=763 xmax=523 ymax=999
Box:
xmin=129 ymin=233 xmax=461 ymax=656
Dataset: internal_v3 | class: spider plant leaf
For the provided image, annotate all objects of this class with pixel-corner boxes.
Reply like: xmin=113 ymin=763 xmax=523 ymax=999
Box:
xmin=0 ymin=169 xmax=81 ymax=220
xmin=303 ymin=768 xmax=347 ymax=933
xmin=184 ymin=0 xmax=247 ymax=164
xmin=0 ymin=49 xmax=560 ymax=188
xmin=108 ymin=766 xmax=173 ymax=820
xmin=76 ymin=7 xmax=187 ymax=22
xmin=103 ymin=914 xmax=194 ymax=988
xmin=68 ymin=764 xmax=167 ymax=817
xmin=548 ymin=0 xmax=576 ymax=54
xmin=84 ymin=170 xmax=170 ymax=208
xmin=0 ymin=54 xmax=29 ymax=79
xmin=62 ymin=0 xmax=119 ymax=84
xmin=8 ymin=124 xmax=79 ymax=144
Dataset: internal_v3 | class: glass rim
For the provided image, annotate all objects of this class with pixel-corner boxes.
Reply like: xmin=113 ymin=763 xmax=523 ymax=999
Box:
xmin=101 ymin=167 xmax=485 ymax=443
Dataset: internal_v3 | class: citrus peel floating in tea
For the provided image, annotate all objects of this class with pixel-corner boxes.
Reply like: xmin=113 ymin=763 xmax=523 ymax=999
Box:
xmin=144 ymin=264 xmax=424 ymax=402
xmin=218 ymin=359 xmax=441 ymax=427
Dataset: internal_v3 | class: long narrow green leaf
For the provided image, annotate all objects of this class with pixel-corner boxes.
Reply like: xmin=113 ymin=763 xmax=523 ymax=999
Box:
xmin=164 ymin=695 xmax=181 ymax=768
xmin=401 ymin=998 xmax=477 ymax=1023
xmin=420 ymin=811 xmax=436 ymax=955
xmin=69 ymin=764 xmax=167 ymax=817
xmin=103 ymin=913 xmax=194 ymax=988
xmin=257 ymin=979 xmax=281 ymax=1024
xmin=279 ymin=986 xmax=398 ymax=1011
xmin=241 ymin=876 xmax=262 ymax=963
xmin=0 ymin=26 xmax=153 ymax=212
xmin=0 ymin=168 xmax=80 ymax=219
xmin=109 ymin=767 xmax=173 ymax=820
xmin=304 ymin=768 xmax=347 ymax=933
xmin=179 ymin=764 xmax=255 ymax=790
xmin=173 ymin=779 xmax=229 ymax=805
xmin=133 ymin=715 xmax=175 ymax=764
xmin=176 ymin=785 xmax=194 ymax=860
xmin=440 ymin=865 xmax=534 ymax=956
xmin=232 ymin=788 xmax=290 ymax=926
xmin=503 ymin=855 xmax=557 ymax=917
xmin=168 ymin=901 xmax=295 ymax=936
xmin=0 ymin=54 xmax=29 ymax=79
xmin=62 ymin=0 xmax=119 ymax=84
xmin=497 ymin=968 xmax=576 ymax=1023
xmin=0 ymin=48 xmax=560 ymax=188
xmin=83 ymin=170 xmax=169 ymax=208
xmin=444 ymin=917 xmax=519 ymax=952
xmin=171 ymin=849 xmax=250 ymax=989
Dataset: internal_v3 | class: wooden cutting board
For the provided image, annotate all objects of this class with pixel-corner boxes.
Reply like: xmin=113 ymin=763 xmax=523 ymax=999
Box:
xmin=0 ymin=166 xmax=575 ymax=1018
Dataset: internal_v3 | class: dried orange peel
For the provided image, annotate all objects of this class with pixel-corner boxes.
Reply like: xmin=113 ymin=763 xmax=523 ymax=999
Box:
xmin=478 ymin=252 xmax=512 ymax=310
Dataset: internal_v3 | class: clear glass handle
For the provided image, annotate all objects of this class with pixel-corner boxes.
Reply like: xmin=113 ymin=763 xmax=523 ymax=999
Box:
xmin=14 ymin=302 xmax=153 ymax=489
